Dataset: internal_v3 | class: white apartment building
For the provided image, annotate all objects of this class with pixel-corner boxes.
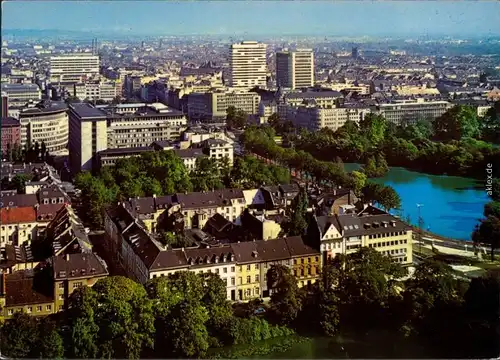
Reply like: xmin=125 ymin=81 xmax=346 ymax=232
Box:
xmin=290 ymin=105 xmax=371 ymax=131
xmin=229 ymin=41 xmax=267 ymax=89
xmin=188 ymin=90 xmax=261 ymax=121
xmin=1 ymin=84 xmax=42 ymax=108
xmin=197 ymin=138 xmax=234 ymax=166
xmin=276 ymin=49 xmax=314 ymax=90
xmin=49 ymin=53 xmax=100 ymax=84
xmin=18 ymin=101 xmax=69 ymax=155
xmin=375 ymin=99 xmax=453 ymax=125
xmin=68 ymin=103 xmax=108 ymax=173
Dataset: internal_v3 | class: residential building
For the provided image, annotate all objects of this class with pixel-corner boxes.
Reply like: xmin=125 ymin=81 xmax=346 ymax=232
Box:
xmin=187 ymin=90 xmax=261 ymax=122
xmin=49 ymin=53 xmax=100 ymax=84
xmin=18 ymin=101 xmax=69 ymax=155
xmin=0 ymin=244 xmax=38 ymax=274
xmin=241 ymin=211 xmax=282 ymax=240
xmin=276 ymin=49 xmax=314 ymax=90
xmin=51 ymin=252 xmax=108 ymax=311
xmin=0 ymin=270 xmax=55 ymax=319
xmin=0 ymin=207 xmax=38 ymax=246
xmin=1 ymin=83 xmax=42 ymax=109
xmin=258 ymin=100 xmax=278 ymax=123
xmin=68 ymin=103 xmax=108 ymax=173
xmin=1 ymin=117 xmax=21 ymax=156
xmin=308 ymin=207 xmax=413 ymax=265
xmin=231 ymin=241 xmax=261 ymax=300
xmin=229 ymin=41 xmax=267 ymax=89
xmin=289 ymin=104 xmax=370 ymax=131
xmin=285 ymin=236 xmax=321 ymax=288
xmin=282 ymin=91 xmax=343 ymax=108
xmin=375 ymin=99 xmax=453 ymax=125
xmin=197 ymin=138 xmax=234 ymax=166
xmin=184 ymin=247 xmax=238 ymax=300
xmin=173 ymin=148 xmax=207 ymax=171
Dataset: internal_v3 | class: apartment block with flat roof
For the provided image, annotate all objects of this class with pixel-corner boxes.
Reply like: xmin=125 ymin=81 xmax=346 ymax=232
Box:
xmin=290 ymin=104 xmax=371 ymax=131
xmin=229 ymin=41 xmax=267 ymax=89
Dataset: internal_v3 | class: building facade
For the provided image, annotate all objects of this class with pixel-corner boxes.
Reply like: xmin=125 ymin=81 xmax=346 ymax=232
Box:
xmin=229 ymin=41 xmax=267 ymax=89
xmin=276 ymin=49 xmax=314 ymax=90
xmin=1 ymin=117 xmax=21 ymax=156
xmin=290 ymin=105 xmax=370 ymax=131
xmin=188 ymin=90 xmax=261 ymax=122
xmin=49 ymin=53 xmax=100 ymax=84
xmin=18 ymin=101 xmax=69 ymax=155
xmin=375 ymin=100 xmax=453 ymax=125
xmin=68 ymin=103 xmax=108 ymax=173
xmin=1 ymin=84 xmax=42 ymax=109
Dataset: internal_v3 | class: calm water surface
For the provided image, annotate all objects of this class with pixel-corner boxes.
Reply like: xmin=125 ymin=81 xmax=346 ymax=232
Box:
xmin=344 ymin=164 xmax=489 ymax=241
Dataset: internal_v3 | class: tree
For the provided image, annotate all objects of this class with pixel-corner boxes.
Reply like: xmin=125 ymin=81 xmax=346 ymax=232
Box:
xmin=491 ymin=178 xmax=500 ymax=202
xmin=41 ymin=141 xmax=47 ymax=161
xmin=484 ymin=201 xmax=500 ymax=218
xmin=11 ymin=173 xmax=32 ymax=194
xmin=67 ymin=277 xmax=155 ymax=359
xmin=164 ymin=301 xmax=210 ymax=358
xmin=267 ymin=264 xmax=303 ymax=325
xmin=0 ymin=312 xmax=39 ymax=358
xmin=377 ymin=185 xmax=401 ymax=212
xmin=335 ymin=247 xmax=407 ymax=330
xmin=226 ymin=105 xmax=247 ymax=129
xmin=37 ymin=318 xmax=64 ymax=359
xmin=286 ymin=187 xmax=308 ymax=236
xmin=359 ymin=113 xmax=388 ymax=146
xmin=472 ymin=215 xmax=500 ymax=261
xmin=433 ymin=105 xmax=480 ymax=141
xmin=192 ymin=157 xmax=224 ymax=192
xmin=34 ymin=141 xmax=40 ymax=161
xmin=349 ymin=170 xmax=367 ymax=196
xmin=6 ymin=142 xmax=13 ymax=162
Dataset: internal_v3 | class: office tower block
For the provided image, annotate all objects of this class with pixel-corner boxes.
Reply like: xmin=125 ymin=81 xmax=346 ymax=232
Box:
xmin=49 ymin=53 xmax=100 ymax=85
xmin=276 ymin=49 xmax=314 ymax=90
xmin=229 ymin=41 xmax=267 ymax=89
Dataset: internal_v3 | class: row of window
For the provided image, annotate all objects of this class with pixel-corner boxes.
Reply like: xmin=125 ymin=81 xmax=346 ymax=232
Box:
xmin=369 ymin=239 xmax=408 ymax=247
xmin=7 ymin=304 xmax=52 ymax=315
xmin=368 ymin=231 xmax=408 ymax=239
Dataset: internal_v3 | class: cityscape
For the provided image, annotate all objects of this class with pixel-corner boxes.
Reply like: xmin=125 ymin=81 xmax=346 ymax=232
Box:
xmin=0 ymin=1 xmax=499 ymax=359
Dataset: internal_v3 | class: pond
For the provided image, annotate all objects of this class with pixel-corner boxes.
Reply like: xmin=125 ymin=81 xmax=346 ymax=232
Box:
xmin=344 ymin=164 xmax=490 ymax=241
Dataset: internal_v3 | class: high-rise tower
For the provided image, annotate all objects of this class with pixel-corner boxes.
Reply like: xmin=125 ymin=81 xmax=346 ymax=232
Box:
xmin=229 ymin=41 xmax=267 ymax=89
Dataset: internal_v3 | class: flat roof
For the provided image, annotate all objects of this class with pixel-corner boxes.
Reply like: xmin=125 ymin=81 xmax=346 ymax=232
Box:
xmin=69 ymin=103 xmax=108 ymax=120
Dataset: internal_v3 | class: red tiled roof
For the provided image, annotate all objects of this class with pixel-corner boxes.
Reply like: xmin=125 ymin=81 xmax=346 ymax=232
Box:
xmin=0 ymin=207 xmax=37 ymax=224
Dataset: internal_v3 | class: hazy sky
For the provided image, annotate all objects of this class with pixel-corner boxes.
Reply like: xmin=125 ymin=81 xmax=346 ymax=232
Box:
xmin=3 ymin=1 xmax=500 ymax=37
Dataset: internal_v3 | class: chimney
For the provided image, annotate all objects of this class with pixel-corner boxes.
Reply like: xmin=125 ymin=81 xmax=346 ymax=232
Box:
xmin=65 ymin=254 xmax=70 ymax=261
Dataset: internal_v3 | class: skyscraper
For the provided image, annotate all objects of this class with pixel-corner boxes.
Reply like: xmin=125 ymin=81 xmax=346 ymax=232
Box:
xmin=276 ymin=49 xmax=314 ymax=90
xmin=1 ymin=92 xmax=8 ymax=117
xmin=229 ymin=41 xmax=267 ymax=89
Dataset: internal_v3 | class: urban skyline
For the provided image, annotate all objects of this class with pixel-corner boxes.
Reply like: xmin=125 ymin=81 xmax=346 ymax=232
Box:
xmin=3 ymin=1 xmax=500 ymax=37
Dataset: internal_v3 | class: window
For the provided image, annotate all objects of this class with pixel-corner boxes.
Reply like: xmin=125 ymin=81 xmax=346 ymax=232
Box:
xmin=59 ymin=294 xmax=64 ymax=300
xmin=27 ymin=307 xmax=32 ymax=313
xmin=246 ymin=264 xmax=251 ymax=271
xmin=72 ymin=282 xmax=83 ymax=289
xmin=255 ymin=275 xmax=260 ymax=282
xmin=300 ymin=269 xmax=304 ymax=276
xmin=7 ymin=309 xmax=13 ymax=315
xmin=231 ymin=266 xmax=235 ymax=272
xmin=294 ymin=259 xmax=297 ymax=265
xmin=301 ymin=258 xmax=304 ymax=264
xmin=58 ymin=282 xmax=64 ymax=289
xmin=255 ymin=263 xmax=259 ymax=269
xmin=245 ymin=289 xmax=251 ymax=297
xmin=223 ymin=267 xmax=228 ymax=273
xmin=255 ymin=288 xmax=260 ymax=295
xmin=231 ymin=277 xmax=235 ymax=285
xmin=247 ymin=275 xmax=251 ymax=284
xmin=37 ymin=306 xmax=42 ymax=312
xmin=215 ymin=268 xmax=220 ymax=274
xmin=315 ymin=256 xmax=319 ymax=262
xmin=46 ymin=305 xmax=52 ymax=311
xmin=238 ymin=277 xmax=242 ymax=285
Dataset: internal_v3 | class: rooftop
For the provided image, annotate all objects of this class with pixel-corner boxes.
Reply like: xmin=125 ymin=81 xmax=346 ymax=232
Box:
xmin=1 ymin=117 xmax=20 ymax=127
xmin=69 ymin=103 xmax=107 ymax=120
xmin=52 ymin=253 xmax=108 ymax=281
